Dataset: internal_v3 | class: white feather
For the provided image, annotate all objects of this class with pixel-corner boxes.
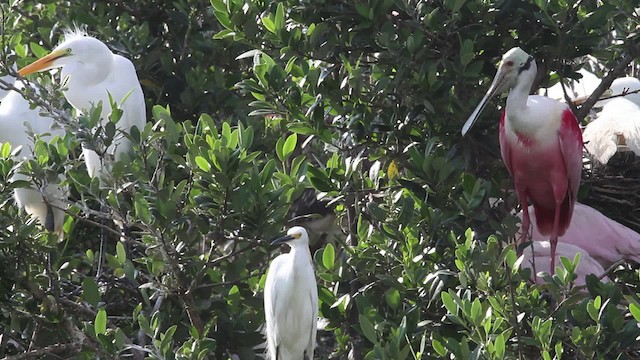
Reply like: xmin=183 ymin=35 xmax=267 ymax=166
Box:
xmin=583 ymin=98 xmax=640 ymax=164
xmin=0 ymin=79 xmax=66 ymax=236
xmin=596 ymin=77 xmax=640 ymax=108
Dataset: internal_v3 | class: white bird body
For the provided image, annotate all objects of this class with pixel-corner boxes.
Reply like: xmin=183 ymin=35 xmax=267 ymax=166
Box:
xmin=502 ymin=95 xmax=568 ymax=147
xmin=519 ymin=203 xmax=640 ymax=267
xmin=265 ymin=227 xmax=318 ymax=360
xmin=596 ymin=77 xmax=640 ymax=108
xmin=521 ymin=241 xmax=608 ymax=286
xmin=0 ymin=78 xmax=66 ymax=235
xmin=540 ymin=68 xmax=600 ymax=101
xmin=19 ymin=30 xmax=146 ymax=180
xmin=583 ymin=98 xmax=640 ymax=164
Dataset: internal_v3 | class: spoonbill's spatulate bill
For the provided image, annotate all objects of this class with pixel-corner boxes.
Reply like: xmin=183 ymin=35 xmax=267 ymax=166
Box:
xmin=462 ymin=47 xmax=584 ymax=274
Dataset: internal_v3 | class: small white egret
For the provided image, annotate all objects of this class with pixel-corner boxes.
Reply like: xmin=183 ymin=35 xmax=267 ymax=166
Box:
xmin=18 ymin=29 xmax=146 ymax=180
xmin=264 ymin=226 xmax=318 ymax=360
xmin=0 ymin=73 xmax=66 ymax=236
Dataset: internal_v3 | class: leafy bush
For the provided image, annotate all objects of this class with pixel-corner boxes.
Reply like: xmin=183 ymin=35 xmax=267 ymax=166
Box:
xmin=0 ymin=0 xmax=639 ymax=359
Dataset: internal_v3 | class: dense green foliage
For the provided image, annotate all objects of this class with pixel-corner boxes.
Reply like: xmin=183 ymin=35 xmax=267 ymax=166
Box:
xmin=0 ymin=0 xmax=639 ymax=359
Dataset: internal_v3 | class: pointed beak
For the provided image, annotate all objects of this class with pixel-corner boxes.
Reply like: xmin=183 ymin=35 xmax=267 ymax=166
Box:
xmin=18 ymin=49 xmax=68 ymax=76
xmin=271 ymin=234 xmax=294 ymax=246
xmin=461 ymin=65 xmax=512 ymax=136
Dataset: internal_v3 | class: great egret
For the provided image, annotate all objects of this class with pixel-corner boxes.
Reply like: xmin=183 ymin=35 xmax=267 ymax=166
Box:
xmin=0 ymin=73 xmax=66 ymax=236
xmin=583 ymin=98 xmax=640 ymax=164
xmin=462 ymin=47 xmax=583 ymax=274
xmin=18 ymin=29 xmax=146 ymax=180
xmin=264 ymin=226 xmax=318 ymax=360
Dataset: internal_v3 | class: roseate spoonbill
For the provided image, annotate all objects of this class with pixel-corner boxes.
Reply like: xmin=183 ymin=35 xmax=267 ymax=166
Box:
xmin=0 ymin=73 xmax=66 ymax=236
xmin=264 ymin=226 xmax=318 ymax=360
xmin=521 ymin=241 xmax=608 ymax=287
xmin=583 ymin=98 xmax=640 ymax=164
xmin=18 ymin=29 xmax=146 ymax=181
xmin=519 ymin=203 xmax=640 ymax=267
xmin=462 ymin=47 xmax=584 ymax=273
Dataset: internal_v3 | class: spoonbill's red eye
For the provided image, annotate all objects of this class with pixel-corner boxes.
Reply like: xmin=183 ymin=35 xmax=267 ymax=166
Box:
xmin=505 ymin=60 xmax=514 ymax=66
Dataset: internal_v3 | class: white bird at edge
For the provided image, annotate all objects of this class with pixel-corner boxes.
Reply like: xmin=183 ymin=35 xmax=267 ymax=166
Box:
xmin=0 ymin=70 xmax=66 ymax=237
xmin=18 ymin=29 xmax=146 ymax=182
xmin=264 ymin=226 xmax=318 ymax=360
xmin=583 ymin=97 xmax=640 ymax=164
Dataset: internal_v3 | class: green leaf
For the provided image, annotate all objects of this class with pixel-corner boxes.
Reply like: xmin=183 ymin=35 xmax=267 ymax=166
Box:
xmin=116 ymin=242 xmax=126 ymax=265
xmin=441 ymin=291 xmax=458 ymax=315
xmin=460 ymin=39 xmax=474 ymax=66
xmin=29 ymin=42 xmax=48 ymax=58
xmin=282 ymin=133 xmax=297 ymax=161
xmin=14 ymin=43 xmax=26 ymax=58
xmin=276 ymin=136 xmax=285 ymax=162
xmin=322 ymin=243 xmax=335 ymax=270
xmin=262 ymin=17 xmax=276 ymax=33
xmin=630 ymin=303 xmax=640 ymax=322
xmin=195 ymin=156 xmax=211 ymax=172
xmin=451 ymin=0 xmax=466 ymax=13
xmin=359 ymin=315 xmax=377 ymax=344
xmin=495 ymin=333 xmax=505 ymax=358
xmin=95 ymin=308 xmax=107 ymax=336
xmin=275 ymin=2 xmax=285 ymax=31
xmin=161 ymin=325 xmax=178 ymax=354
xmin=385 ymin=288 xmax=400 ymax=310
xmin=433 ymin=338 xmax=447 ymax=356
xmin=82 ymin=278 xmax=101 ymax=307
xmin=134 ymin=194 xmax=153 ymax=225
xmin=1 ymin=142 xmax=11 ymax=159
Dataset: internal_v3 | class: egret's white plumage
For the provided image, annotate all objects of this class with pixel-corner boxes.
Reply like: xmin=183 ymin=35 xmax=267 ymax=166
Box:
xmin=583 ymin=98 xmax=640 ymax=164
xmin=521 ymin=241 xmax=608 ymax=286
xmin=264 ymin=226 xmax=318 ymax=360
xmin=540 ymin=68 xmax=600 ymax=101
xmin=596 ymin=77 xmax=640 ymax=107
xmin=19 ymin=29 xmax=146 ymax=180
xmin=0 ymin=75 xmax=66 ymax=236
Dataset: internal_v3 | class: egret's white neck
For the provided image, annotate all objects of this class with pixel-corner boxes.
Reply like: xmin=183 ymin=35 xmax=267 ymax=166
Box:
xmin=289 ymin=244 xmax=312 ymax=262
xmin=505 ymin=61 xmax=537 ymax=133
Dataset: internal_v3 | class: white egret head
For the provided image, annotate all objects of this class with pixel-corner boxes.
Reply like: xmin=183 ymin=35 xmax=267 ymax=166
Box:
xmin=18 ymin=30 xmax=111 ymax=77
xmin=271 ymin=226 xmax=310 ymax=248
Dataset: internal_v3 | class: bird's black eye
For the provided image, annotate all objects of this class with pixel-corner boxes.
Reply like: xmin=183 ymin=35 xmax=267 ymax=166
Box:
xmin=66 ymin=48 xmax=72 ymax=54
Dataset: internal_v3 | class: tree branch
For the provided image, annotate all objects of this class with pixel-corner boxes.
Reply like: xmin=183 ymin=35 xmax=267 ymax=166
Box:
xmin=574 ymin=48 xmax=639 ymax=121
